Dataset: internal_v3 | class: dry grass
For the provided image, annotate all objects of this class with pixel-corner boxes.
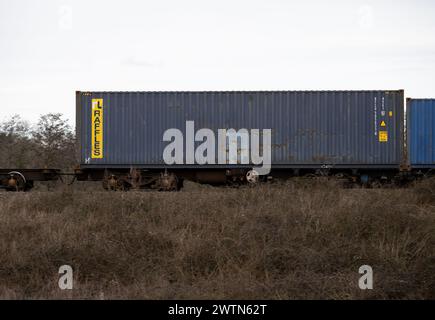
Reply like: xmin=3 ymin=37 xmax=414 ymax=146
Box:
xmin=0 ymin=178 xmax=434 ymax=299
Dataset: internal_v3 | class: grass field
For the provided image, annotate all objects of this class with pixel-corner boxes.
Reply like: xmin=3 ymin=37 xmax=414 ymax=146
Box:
xmin=0 ymin=178 xmax=434 ymax=299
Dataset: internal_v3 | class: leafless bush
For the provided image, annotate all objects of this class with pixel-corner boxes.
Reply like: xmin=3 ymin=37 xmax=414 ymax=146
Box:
xmin=0 ymin=113 xmax=76 ymax=170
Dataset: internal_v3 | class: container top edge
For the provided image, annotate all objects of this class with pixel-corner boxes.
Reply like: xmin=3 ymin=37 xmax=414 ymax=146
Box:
xmin=76 ymin=89 xmax=405 ymax=94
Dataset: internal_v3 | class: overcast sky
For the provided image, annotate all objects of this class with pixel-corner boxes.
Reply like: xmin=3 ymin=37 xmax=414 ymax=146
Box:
xmin=1 ymin=0 xmax=434 ymax=125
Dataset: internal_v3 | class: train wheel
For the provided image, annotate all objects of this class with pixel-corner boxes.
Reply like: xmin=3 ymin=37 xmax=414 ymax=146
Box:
xmin=157 ymin=172 xmax=179 ymax=191
xmin=370 ymin=180 xmax=383 ymax=189
xmin=246 ymin=170 xmax=259 ymax=184
xmin=7 ymin=171 xmax=27 ymax=192
xmin=103 ymin=174 xmax=129 ymax=191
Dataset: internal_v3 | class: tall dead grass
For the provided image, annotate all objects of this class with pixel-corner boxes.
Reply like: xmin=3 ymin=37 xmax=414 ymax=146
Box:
xmin=0 ymin=178 xmax=434 ymax=299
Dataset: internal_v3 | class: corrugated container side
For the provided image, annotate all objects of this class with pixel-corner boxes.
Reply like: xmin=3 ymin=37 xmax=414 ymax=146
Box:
xmin=77 ymin=90 xmax=404 ymax=169
xmin=407 ymin=98 xmax=435 ymax=167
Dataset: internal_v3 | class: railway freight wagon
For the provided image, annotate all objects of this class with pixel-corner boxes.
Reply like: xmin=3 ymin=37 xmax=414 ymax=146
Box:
xmin=407 ymin=98 xmax=435 ymax=170
xmin=75 ymin=90 xmax=405 ymax=190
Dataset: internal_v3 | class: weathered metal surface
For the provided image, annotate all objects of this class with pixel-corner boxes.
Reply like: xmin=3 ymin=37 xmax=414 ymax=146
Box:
xmin=407 ymin=98 xmax=435 ymax=168
xmin=77 ymin=90 xmax=404 ymax=169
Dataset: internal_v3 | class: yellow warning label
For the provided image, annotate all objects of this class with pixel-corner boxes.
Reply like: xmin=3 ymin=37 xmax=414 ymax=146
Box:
xmin=379 ymin=131 xmax=388 ymax=142
xmin=91 ymin=99 xmax=103 ymax=159
xmin=388 ymin=111 xmax=393 ymax=117
xmin=380 ymin=121 xmax=386 ymax=127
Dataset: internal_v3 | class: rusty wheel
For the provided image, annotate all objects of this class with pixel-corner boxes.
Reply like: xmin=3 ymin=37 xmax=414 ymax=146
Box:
xmin=7 ymin=171 xmax=27 ymax=192
xmin=157 ymin=172 xmax=179 ymax=191
xmin=103 ymin=174 xmax=129 ymax=191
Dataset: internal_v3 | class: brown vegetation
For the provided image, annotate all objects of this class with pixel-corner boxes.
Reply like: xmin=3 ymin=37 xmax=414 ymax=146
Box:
xmin=0 ymin=114 xmax=76 ymax=170
xmin=0 ymin=178 xmax=434 ymax=299
xmin=1 ymin=114 xmax=434 ymax=299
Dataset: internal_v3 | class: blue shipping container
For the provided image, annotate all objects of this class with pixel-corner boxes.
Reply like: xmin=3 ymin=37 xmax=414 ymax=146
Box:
xmin=77 ymin=91 xmax=404 ymax=169
xmin=407 ymin=98 xmax=435 ymax=167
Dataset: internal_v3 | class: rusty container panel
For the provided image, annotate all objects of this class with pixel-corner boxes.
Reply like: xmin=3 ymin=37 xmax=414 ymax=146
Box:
xmin=77 ymin=90 xmax=404 ymax=169
xmin=407 ymin=98 xmax=435 ymax=168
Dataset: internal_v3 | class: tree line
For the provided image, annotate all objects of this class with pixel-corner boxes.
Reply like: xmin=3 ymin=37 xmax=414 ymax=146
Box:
xmin=0 ymin=114 xmax=77 ymax=170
